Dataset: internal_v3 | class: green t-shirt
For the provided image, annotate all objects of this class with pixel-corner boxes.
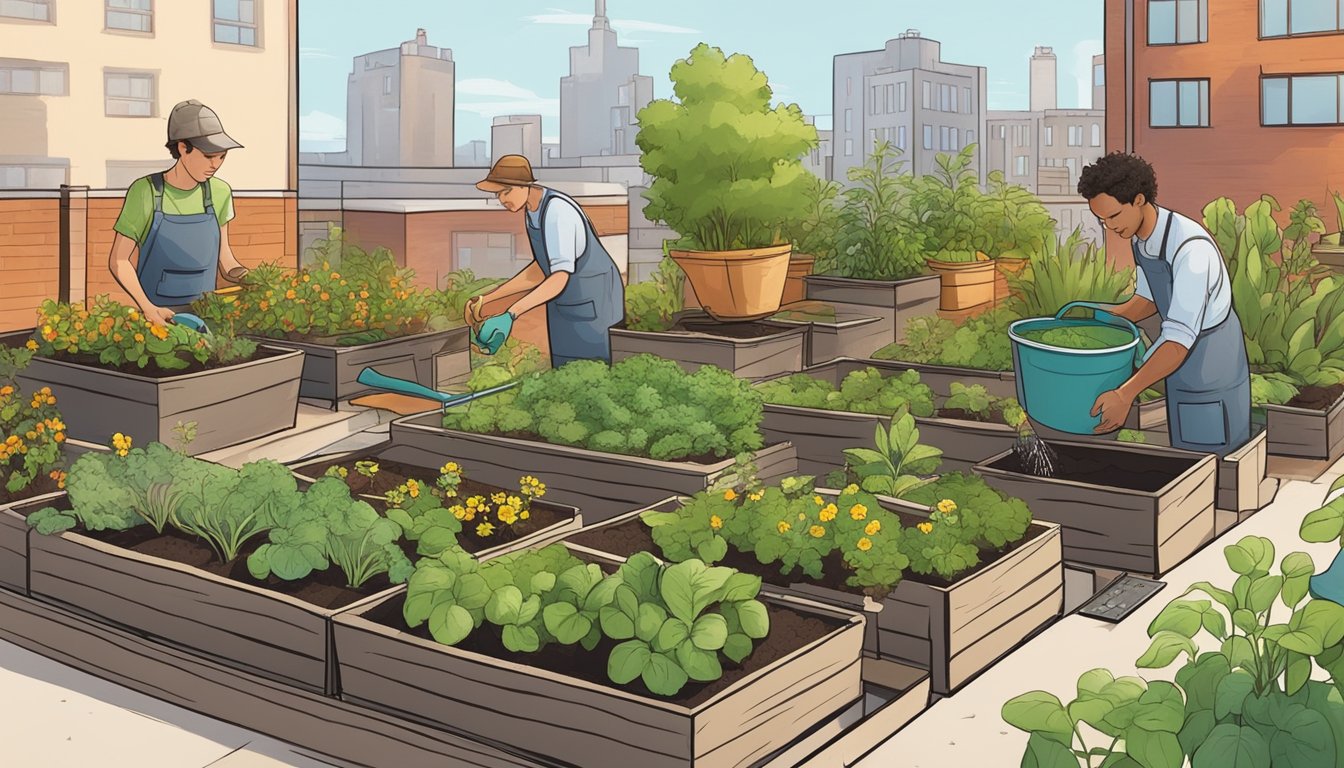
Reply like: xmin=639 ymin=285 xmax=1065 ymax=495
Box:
xmin=113 ymin=175 xmax=235 ymax=246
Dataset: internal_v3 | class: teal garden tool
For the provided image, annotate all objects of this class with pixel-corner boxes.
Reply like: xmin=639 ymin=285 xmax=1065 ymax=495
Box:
xmin=355 ymin=367 xmax=519 ymax=412
xmin=1008 ymin=301 xmax=1148 ymax=435
xmin=172 ymin=312 xmax=211 ymax=335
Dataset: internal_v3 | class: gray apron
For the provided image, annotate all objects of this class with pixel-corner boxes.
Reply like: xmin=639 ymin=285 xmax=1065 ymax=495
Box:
xmin=525 ymin=188 xmax=624 ymax=367
xmin=136 ymin=173 xmax=220 ymax=307
xmin=1134 ymin=212 xmax=1251 ymax=456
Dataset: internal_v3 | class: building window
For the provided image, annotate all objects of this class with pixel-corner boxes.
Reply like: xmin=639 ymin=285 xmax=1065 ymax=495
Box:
xmin=998 ymin=125 xmax=1006 ymax=139
xmin=0 ymin=58 xmax=67 ymax=95
xmin=966 ymin=129 xmax=974 ymax=146
xmin=106 ymin=0 xmax=151 ymax=32
xmin=453 ymin=233 xmax=520 ymax=279
xmin=870 ymin=85 xmax=880 ymax=115
xmin=922 ymin=80 xmax=931 ymax=109
xmin=846 ymin=77 xmax=852 ymax=96
xmin=1094 ymin=63 xmax=1105 ymax=86
xmin=1150 ymin=79 xmax=1210 ymax=126
xmin=950 ymin=86 xmax=958 ymax=113
xmin=105 ymin=71 xmax=155 ymax=116
xmin=898 ymin=125 xmax=907 ymax=149
xmin=950 ymin=127 xmax=959 ymax=151
xmin=923 ymin=125 xmax=933 ymax=150
xmin=844 ymin=138 xmax=854 ymax=156
xmin=1067 ymin=125 xmax=1082 ymax=145
xmin=1014 ymin=156 xmax=1029 ymax=176
xmin=886 ymin=83 xmax=896 ymax=113
xmin=1045 ymin=125 xmax=1054 ymax=146
xmin=844 ymin=109 xmax=852 ymax=132
xmin=383 ymin=75 xmax=392 ymax=95
xmin=1091 ymin=123 xmax=1101 ymax=146
xmin=213 ymin=0 xmax=259 ymax=46
xmin=0 ymin=0 xmax=52 ymax=21
xmin=0 ymin=162 xmax=68 ymax=188
xmin=1148 ymin=0 xmax=1208 ymax=44
xmin=1263 ymin=73 xmax=1344 ymax=125
xmin=898 ymin=82 xmax=907 ymax=111
xmin=869 ymin=128 xmax=878 ymax=150
xmin=1261 ymin=0 xmax=1344 ymax=37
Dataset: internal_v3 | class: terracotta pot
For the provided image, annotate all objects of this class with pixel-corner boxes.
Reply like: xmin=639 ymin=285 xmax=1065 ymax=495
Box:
xmin=924 ymin=258 xmax=996 ymax=311
xmin=783 ymin=253 xmax=817 ymax=305
xmin=994 ymin=256 xmax=1029 ymax=303
xmin=669 ymin=244 xmax=792 ymax=321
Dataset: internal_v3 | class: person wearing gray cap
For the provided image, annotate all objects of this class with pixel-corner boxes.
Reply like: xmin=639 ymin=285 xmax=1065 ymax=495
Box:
xmin=108 ymin=99 xmax=249 ymax=325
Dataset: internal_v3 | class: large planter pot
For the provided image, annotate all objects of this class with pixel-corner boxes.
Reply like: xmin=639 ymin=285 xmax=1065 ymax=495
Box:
xmin=1263 ymin=384 xmax=1344 ymax=461
xmin=386 ymin=413 xmax=799 ymax=523
xmin=4 ymin=331 xmax=303 ymax=456
xmin=248 ymin=326 xmax=470 ymax=406
xmin=669 ymin=244 xmax=792 ymax=322
xmin=783 ymin=253 xmax=817 ymax=305
xmin=925 ymin=258 xmax=996 ymax=311
xmin=768 ymin=303 xmax=893 ymax=366
xmin=803 ymin=274 xmax=941 ymax=345
xmin=609 ymin=310 xmax=806 ymax=382
xmin=974 ymin=440 xmax=1217 ymax=576
xmin=334 ymin=572 xmax=865 ymax=768
xmin=563 ymin=495 xmax=1064 ymax=696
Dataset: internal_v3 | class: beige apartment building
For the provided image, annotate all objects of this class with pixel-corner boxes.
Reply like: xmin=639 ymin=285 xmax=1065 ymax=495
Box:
xmin=0 ymin=0 xmax=298 ymax=330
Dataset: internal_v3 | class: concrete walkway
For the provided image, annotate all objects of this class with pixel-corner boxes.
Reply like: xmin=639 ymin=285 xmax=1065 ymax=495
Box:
xmin=2 ymin=438 xmax=1339 ymax=767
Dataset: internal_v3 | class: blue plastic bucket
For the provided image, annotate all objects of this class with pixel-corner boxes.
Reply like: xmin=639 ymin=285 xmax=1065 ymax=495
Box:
xmin=1009 ymin=301 xmax=1147 ymax=435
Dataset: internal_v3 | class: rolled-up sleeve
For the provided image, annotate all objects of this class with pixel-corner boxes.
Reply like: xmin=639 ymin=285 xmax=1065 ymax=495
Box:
xmin=1154 ymin=241 xmax=1218 ymax=351
xmin=542 ymin=200 xmax=585 ymax=274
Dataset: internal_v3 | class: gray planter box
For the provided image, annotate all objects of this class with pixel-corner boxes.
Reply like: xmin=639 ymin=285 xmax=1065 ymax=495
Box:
xmin=609 ymin=315 xmax=806 ymax=382
xmin=5 ymin=332 xmax=302 ymax=456
xmin=248 ymin=326 xmax=470 ymax=405
xmin=769 ymin=305 xmax=893 ymax=367
xmin=1264 ymin=388 xmax=1344 ymax=461
xmin=803 ymin=274 xmax=941 ymax=345
xmin=386 ymin=413 xmax=799 ymax=523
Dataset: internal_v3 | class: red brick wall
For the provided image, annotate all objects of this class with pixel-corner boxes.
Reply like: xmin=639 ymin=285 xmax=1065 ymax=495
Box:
xmin=0 ymin=198 xmax=60 ymax=332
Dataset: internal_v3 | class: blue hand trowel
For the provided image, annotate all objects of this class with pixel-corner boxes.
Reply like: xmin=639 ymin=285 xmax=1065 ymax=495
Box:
xmin=355 ymin=367 xmax=518 ymax=413
xmin=172 ymin=313 xmax=211 ymax=335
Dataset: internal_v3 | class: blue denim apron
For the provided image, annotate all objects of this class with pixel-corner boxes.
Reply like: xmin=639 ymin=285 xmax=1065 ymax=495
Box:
xmin=135 ymin=173 xmax=220 ymax=307
xmin=1134 ymin=213 xmax=1251 ymax=456
xmin=525 ymin=188 xmax=624 ymax=367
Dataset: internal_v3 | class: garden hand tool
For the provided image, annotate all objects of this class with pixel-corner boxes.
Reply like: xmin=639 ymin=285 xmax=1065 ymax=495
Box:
xmin=171 ymin=313 xmax=212 ymax=335
xmin=474 ymin=312 xmax=515 ymax=356
xmin=355 ymin=366 xmax=518 ymax=413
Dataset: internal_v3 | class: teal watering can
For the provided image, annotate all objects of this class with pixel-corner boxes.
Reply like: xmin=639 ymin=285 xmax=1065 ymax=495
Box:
xmin=355 ymin=367 xmax=519 ymax=413
xmin=1008 ymin=301 xmax=1148 ymax=435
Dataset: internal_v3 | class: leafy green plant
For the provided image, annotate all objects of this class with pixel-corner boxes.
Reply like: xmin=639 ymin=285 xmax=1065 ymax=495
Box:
xmin=1007 ymin=228 xmax=1135 ymax=320
xmin=1020 ymin=324 xmax=1135 ymax=350
xmin=825 ymin=140 xmax=926 ymax=280
xmin=755 ymin=367 xmax=935 ymax=417
xmin=444 ymin=355 xmax=764 ymax=462
xmin=32 ymin=296 xmax=250 ymax=371
xmin=0 ymin=346 xmax=67 ymax=498
xmin=171 ymin=459 xmax=293 ymax=563
xmin=943 ymin=382 xmax=1017 ymax=422
xmin=873 ymin=307 xmax=1017 ymax=371
xmin=979 ymin=170 xmax=1056 ymax=257
xmin=637 ymin=43 xmax=814 ymax=251
xmin=783 ymin=172 xmax=843 ymax=265
xmin=1118 ymin=429 xmax=1147 ymax=443
xmin=903 ymin=472 xmax=1033 ymax=551
xmin=841 ymin=407 xmax=942 ymax=497
xmin=624 ymin=256 xmax=685 ymax=332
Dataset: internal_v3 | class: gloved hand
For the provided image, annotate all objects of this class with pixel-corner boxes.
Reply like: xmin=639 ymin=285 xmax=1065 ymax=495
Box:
xmin=475 ymin=312 xmax=514 ymax=355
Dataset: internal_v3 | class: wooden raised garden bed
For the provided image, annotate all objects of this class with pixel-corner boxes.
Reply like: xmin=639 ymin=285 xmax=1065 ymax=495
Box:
xmin=335 ymin=568 xmax=865 ymax=768
xmin=768 ymin=302 xmax=893 ymax=367
xmin=562 ymin=495 xmax=1063 ymax=696
xmin=609 ymin=311 xmax=806 ymax=382
xmin=803 ymin=275 xmax=941 ymax=345
xmin=385 ymin=413 xmax=799 ymax=523
xmin=3 ymin=330 xmax=303 ymax=456
xmin=974 ymin=440 xmax=1217 ymax=576
xmin=0 ymin=492 xmax=63 ymax=594
xmin=288 ymin=448 xmax=583 ymax=558
xmin=251 ymin=325 xmax=470 ymax=406
xmin=1263 ymin=383 xmax=1344 ymax=461
xmin=1129 ymin=427 xmax=1278 ymax=533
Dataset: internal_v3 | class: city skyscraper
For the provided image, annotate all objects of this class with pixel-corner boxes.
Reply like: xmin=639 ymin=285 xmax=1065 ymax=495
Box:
xmin=492 ymin=114 xmax=543 ymax=166
xmin=346 ymin=28 xmax=455 ymax=166
xmin=559 ymin=0 xmax=653 ymax=158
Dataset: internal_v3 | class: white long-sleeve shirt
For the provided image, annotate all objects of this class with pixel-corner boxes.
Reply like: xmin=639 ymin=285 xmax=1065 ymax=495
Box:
xmin=1133 ymin=206 xmax=1232 ymax=351
xmin=525 ymin=195 xmax=586 ymax=274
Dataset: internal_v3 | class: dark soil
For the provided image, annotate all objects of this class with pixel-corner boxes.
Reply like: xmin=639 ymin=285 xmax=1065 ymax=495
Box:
xmin=990 ymin=441 xmax=1198 ymax=492
xmin=297 ymin=456 xmax=574 ymax=555
xmin=673 ymin=318 xmax=787 ymax=339
xmin=27 ymin=345 xmax=282 ymax=379
xmin=474 ymin=430 xmax=734 ymax=467
xmin=937 ymin=408 xmax=1005 ymax=424
xmin=1287 ymin=383 xmax=1344 ymax=411
xmin=363 ymin=589 xmax=843 ymax=707
xmin=570 ymin=511 xmax=1052 ymax=594
xmin=0 ymin=471 xmax=61 ymax=507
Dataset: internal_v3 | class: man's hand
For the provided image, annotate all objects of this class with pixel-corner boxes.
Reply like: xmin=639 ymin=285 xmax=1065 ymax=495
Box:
xmin=465 ymin=295 xmax=488 ymax=328
xmin=224 ymin=265 xmax=249 ymax=283
xmin=1090 ymin=389 xmax=1132 ymax=434
xmin=143 ymin=304 xmax=176 ymax=326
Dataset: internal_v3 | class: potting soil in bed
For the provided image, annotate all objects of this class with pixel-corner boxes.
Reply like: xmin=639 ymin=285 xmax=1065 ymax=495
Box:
xmin=936 ymin=408 xmax=1004 ymax=423
xmin=673 ymin=318 xmax=790 ymax=339
xmin=0 ymin=472 xmax=62 ymax=507
xmin=363 ymin=590 xmax=842 ymax=707
xmin=571 ymin=512 xmax=1052 ymax=592
xmin=989 ymin=442 xmax=1197 ymax=492
xmin=297 ymin=456 xmax=571 ymax=555
xmin=1285 ymin=383 xmax=1344 ymax=411
xmin=21 ymin=345 xmax=287 ymax=379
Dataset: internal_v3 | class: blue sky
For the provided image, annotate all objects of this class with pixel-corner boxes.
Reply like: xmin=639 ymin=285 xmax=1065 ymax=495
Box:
xmin=298 ymin=0 xmax=1104 ymax=153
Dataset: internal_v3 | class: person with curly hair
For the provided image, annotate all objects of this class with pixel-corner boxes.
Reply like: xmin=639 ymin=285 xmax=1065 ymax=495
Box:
xmin=1076 ymin=151 xmax=1249 ymax=456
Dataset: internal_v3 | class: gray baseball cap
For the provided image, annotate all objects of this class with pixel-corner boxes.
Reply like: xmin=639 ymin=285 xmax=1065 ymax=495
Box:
xmin=167 ymin=99 xmax=243 ymax=154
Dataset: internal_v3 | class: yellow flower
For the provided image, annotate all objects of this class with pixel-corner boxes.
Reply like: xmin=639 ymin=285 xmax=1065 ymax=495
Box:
xmin=865 ymin=520 xmax=882 ymax=536
xmin=497 ymin=505 xmax=518 ymax=525
xmin=24 ymin=340 xmax=37 ymax=351
xmin=813 ymin=495 xmax=824 ymax=506
xmin=849 ymin=504 xmax=868 ymax=521
xmin=777 ymin=521 xmax=792 ymax=534
xmin=466 ymin=496 xmax=482 ymax=509
xmin=844 ymin=483 xmax=860 ymax=495
xmin=710 ymin=515 xmax=723 ymax=530
xmin=918 ymin=522 xmax=934 ymax=534
xmin=441 ymin=461 xmax=459 ymax=474
xmin=492 ymin=492 xmax=507 ymax=505
xmin=520 ymin=509 xmax=530 ymax=521
xmin=476 ymin=522 xmax=495 ymax=537
xmin=450 ymin=505 xmax=467 ymax=520
xmin=406 ymin=480 xmax=420 ymax=498
xmin=507 ymin=495 xmax=522 ymax=509
xmin=748 ymin=490 xmax=763 ymax=501
xmin=150 ymin=325 xmax=169 ymax=340
xmin=857 ymin=537 xmax=873 ymax=551
xmin=798 ymin=512 xmax=806 ymax=520
xmin=285 ymin=289 xmax=297 ymax=299
xmin=809 ymin=525 xmax=825 ymax=538
xmin=819 ymin=503 xmax=838 ymax=522
xmin=723 ymin=489 xmax=737 ymax=501
xmin=937 ymin=499 xmax=958 ymax=514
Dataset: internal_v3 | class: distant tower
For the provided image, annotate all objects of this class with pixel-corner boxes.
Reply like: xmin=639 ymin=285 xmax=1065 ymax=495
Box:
xmin=1030 ymin=46 xmax=1057 ymax=112
xmin=346 ymin=28 xmax=455 ymax=166
xmin=1092 ymin=53 xmax=1105 ymax=110
xmin=559 ymin=0 xmax=653 ymax=157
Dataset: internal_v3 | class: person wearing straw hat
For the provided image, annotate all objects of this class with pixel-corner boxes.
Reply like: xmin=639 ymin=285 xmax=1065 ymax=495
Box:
xmin=467 ymin=154 xmax=625 ymax=367
xmin=109 ymin=99 xmax=249 ymax=326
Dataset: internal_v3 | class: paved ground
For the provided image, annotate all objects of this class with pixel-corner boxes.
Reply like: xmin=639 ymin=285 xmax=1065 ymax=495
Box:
xmin=2 ymin=419 xmax=1338 ymax=767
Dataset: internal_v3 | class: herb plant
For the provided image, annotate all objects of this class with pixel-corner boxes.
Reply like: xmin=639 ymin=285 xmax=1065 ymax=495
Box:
xmin=1006 ymin=228 xmax=1135 ymax=320
xmin=825 ymin=140 xmax=926 ymax=280
xmin=756 ymin=367 xmax=935 ymax=417
xmin=873 ymin=307 xmax=1017 ymax=371
xmin=943 ymin=382 xmax=1018 ymax=422
xmin=624 ymin=256 xmax=685 ymax=332
xmin=841 ymin=407 xmax=942 ymax=498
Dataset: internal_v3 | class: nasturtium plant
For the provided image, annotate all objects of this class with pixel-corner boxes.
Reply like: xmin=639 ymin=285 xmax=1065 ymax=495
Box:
xmin=382 ymin=463 xmax=548 ymax=551
xmin=0 ymin=345 xmax=67 ymax=498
